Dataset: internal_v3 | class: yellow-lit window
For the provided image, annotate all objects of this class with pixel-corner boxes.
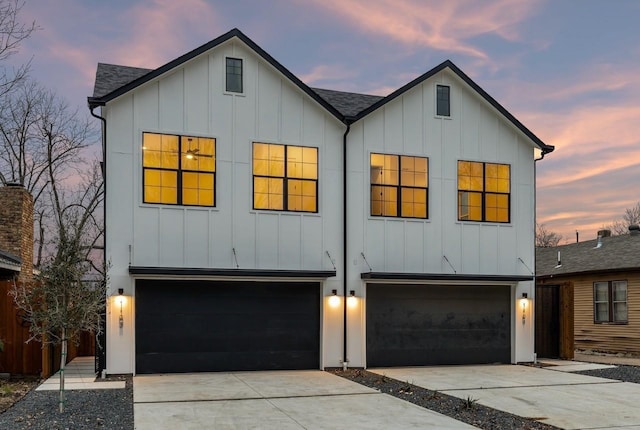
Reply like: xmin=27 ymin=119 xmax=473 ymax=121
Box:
xmin=142 ymin=132 xmax=216 ymax=207
xmin=370 ymin=153 xmax=428 ymax=219
xmin=253 ymin=143 xmax=318 ymax=213
xmin=458 ymin=161 xmax=509 ymax=223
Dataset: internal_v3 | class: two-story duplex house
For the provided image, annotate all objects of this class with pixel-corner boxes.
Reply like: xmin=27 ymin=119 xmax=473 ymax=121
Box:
xmin=88 ymin=28 xmax=553 ymax=375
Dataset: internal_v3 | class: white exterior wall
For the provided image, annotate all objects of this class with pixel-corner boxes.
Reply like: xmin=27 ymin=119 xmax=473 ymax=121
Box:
xmin=345 ymin=70 xmax=536 ymax=366
xmin=104 ymin=40 xmax=346 ymax=374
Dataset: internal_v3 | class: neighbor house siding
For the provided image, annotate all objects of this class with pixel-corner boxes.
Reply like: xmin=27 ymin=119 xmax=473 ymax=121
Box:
xmin=572 ymin=272 xmax=640 ymax=354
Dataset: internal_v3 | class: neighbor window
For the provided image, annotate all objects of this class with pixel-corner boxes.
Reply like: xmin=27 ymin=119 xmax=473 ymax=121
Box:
xmin=458 ymin=161 xmax=510 ymax=223
xmin=370 ymin=153 xmax=428 ymax=219
xmin=594 ymin=281 xmax=627 ymax=323
xmin=253 ymin=143 xmax=318 ymax=213
xmin=226 ymin=57 xmax=243 ymax=93
xmin=142 ymin=132 xmax=215 ymax=207
xmin=436 ymin=84 xmax=450 ymax=117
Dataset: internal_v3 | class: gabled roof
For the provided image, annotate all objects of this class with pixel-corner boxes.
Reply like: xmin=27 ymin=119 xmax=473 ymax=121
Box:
xmin=536 ymin=234 xmax=640 ymax=279
xmin=353 ymin=60 xmax=553 ymax=152
xmin=88 ymin=28 xmax=553 ymax=153
xmin=88 ymin=28 xmax=344 ymax=122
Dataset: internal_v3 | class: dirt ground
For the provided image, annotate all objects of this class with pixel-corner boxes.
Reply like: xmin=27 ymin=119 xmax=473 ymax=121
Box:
xmin=0 ymin=379 xmax=39 ymax=414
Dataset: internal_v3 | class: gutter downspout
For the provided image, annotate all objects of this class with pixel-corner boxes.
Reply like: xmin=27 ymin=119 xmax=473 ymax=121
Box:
xmin=342 ymin=121 xmax=351 ymax=369
xmin=89 ymin=102 xmax=107 ymax=375
xmin=532 ymin=147 xmax=550 ymax=362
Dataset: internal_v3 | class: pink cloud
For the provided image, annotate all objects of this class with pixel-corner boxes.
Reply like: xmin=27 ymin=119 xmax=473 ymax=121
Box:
xmin=301 ymin=0 xmax=543 ymax=64
xmin=298 ymin=64 xmax=358 ymax=85
xmin=114 ymin=0 xmax=220 ymax=68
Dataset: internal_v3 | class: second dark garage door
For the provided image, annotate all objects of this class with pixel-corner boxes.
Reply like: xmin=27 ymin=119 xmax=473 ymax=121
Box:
xmin=366 ymin=283 xmax=511 ymax=367
xmin=135 ymin=280 xmax=320 ymax=374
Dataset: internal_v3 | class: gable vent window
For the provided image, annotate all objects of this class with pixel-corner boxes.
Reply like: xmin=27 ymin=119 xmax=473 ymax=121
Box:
xmin=226 ymin=57 xmax=243 ymax=93
xmin=436 ymin=84 xmax=450 ymax=117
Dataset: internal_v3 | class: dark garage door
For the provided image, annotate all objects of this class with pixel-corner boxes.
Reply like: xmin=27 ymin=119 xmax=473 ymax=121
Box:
xmin=367 ymin=284 xmax=510 ymax=367
xmin=135 ymin=280 xmax=320 ymax=374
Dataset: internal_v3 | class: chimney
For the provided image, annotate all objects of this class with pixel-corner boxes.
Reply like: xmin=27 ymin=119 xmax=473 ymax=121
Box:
xmin=597 ymin=229 xmax=611 ymax=238
xmin=0 ymin=184 xmax=34 ymax=283
xmin=630 ymin=224 xmax=640 ymax=236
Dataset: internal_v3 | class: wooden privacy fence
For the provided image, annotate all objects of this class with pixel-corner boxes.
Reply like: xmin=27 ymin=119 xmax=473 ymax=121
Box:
xmin=0 ymin=279 xmax=96 ymax=377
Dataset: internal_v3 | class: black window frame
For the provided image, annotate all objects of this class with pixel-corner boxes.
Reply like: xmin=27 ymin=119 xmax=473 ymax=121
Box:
xmin=225 ymin=57 xmax=243 ymax=93
xmin=252 ymin=142 xmax=319 ymax=214
xmin=142 ymin=132 xmax=216 ymax=207
xmin=457 ymin=160 xmax=511 ymax=223
xmin=370 ymin=153 xmax=429 ymax=219
xmin=436 ymin=84 xmax=450 ymax=117
xmin=593 ymin=280 xmax=628 ymax=324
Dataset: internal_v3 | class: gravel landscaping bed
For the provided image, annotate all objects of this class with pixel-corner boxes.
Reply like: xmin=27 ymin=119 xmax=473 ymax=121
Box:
xmin=331 ymin=369 xmax=559 ymax=430
xmin=575 ymin=364 xmax=640 ymax=384
xmin=0 ymin=376 xmax=133 ymax=430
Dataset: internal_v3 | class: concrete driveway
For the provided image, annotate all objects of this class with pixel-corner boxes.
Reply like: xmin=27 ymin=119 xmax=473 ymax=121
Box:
xmin=133 ymin=370 xmax=477 ymax=429
xmin=370 ymin=364 xmax=640 ymax=430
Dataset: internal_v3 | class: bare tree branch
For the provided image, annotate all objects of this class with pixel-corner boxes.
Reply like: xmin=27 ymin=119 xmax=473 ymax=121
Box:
xmin=536 ymin=223 xmax=563 ymax=247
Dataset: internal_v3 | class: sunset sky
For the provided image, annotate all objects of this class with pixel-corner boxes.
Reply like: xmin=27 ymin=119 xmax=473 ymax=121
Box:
xmin=12 ymin=0 xmax=640 ymax=243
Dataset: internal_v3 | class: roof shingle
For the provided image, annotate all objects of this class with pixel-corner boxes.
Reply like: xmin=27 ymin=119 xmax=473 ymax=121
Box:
xmin=536 ymin=234 xmax=640 ymax=278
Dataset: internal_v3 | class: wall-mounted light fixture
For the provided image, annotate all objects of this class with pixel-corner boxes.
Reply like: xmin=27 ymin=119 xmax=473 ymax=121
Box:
xmin=520 ymin=292 xmax=528 ymax=325
xmin=117 ymin=288 xmax=125 ymax=329
xmin=328 ymin=289 xmax=340 ymax=308
xmin=347 ymin=290 xmax=357 ymax=308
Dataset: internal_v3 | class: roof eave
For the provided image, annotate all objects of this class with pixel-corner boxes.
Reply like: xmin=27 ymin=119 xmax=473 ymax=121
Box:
xmin=537 ymin=266 xmax=640 ymax=280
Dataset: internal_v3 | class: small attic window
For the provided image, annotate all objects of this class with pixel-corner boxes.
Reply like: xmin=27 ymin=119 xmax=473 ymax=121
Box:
xmin=226 ymin=57 xmax=243 ymax=93
xmin=436 ymin=84 xmax=450 ymax=117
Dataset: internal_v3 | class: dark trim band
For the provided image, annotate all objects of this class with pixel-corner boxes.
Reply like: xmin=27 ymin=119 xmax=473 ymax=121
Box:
xmin=129 ymin=266 xmax=336 ymax=278
xmin=361 ymin=272 xmax=533 ymax=282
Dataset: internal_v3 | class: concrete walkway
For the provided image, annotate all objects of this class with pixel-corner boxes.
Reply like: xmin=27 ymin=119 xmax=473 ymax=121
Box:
xmin=574 ymin=351 xmax=640 ymax=367
xmin=134 ymin=370 xmax=478 ymax=429
xmin=36 ymin=356 xmax=125 ymax=391
xmin=370 ymin=364 xmax=640 ymax=430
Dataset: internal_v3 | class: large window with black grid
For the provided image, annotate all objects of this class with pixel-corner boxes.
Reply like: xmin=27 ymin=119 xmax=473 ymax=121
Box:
xmin=458 ymin=160 xmax=510 ymax=223
xmin=370 ymin=153 xmax=428 ymax=219
xmin=142 ymin=132 xmax=216 ymax=207
xmin=252 ymin=142 xmax=318 ymax=213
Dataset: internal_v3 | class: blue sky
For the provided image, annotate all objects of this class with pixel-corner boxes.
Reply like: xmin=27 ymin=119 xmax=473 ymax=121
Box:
xmin=12 ymin=0 xmax=640 ymax=242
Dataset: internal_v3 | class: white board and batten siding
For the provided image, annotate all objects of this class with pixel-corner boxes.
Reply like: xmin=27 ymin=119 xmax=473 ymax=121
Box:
xmin=104 ymin=40 xmax=345 ymax=373
xmin=345 ymin=70 xmax=536 ymax=366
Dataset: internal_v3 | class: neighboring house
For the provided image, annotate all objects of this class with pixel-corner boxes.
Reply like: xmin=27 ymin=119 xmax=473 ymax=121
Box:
xmin=0 ymin=184 xmax=41 ymax=376
xmin=88 ymin=28 xmax=554 ymax=375
xmin=536 ymin=228 xmax=640 ymax=358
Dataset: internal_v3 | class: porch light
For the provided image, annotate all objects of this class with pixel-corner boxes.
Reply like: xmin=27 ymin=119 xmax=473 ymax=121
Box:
xmin=117 ymin=288 xmax=125 ymax=329
xmin=328 ymin=289 xmax=340 ymax=308
xmin=347 ymin=290 xmax=357 ymax=308
xmin=520 ymin=293 xmax=529 ymax=325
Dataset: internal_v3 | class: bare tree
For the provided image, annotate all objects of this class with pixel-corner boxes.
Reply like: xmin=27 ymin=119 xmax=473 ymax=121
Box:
xmin=536 ymin=223 xmax=563 ymax=247
xmin=11 ymin=161 xmax=105 ymax=413
xmin=0 ymin=78 xmax=96 ymax=265
xmin=607 ymin=202 xmax=640 ymax=236
xmin=0 ymin=0 xmax=37 ymax=97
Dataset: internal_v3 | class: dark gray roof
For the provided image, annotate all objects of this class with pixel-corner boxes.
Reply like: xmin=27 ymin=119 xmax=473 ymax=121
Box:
xmin=93 ymin=63 xmax=151 ymax=98
xmin=536 ymin=234 xmax=640 ymax=278
xmin=312 ymin=88 xmax=383 ymax=118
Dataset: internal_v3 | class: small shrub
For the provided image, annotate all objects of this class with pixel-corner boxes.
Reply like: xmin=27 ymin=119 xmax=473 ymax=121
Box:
xmin=462 ymin=395 xmax=478 ymax=409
